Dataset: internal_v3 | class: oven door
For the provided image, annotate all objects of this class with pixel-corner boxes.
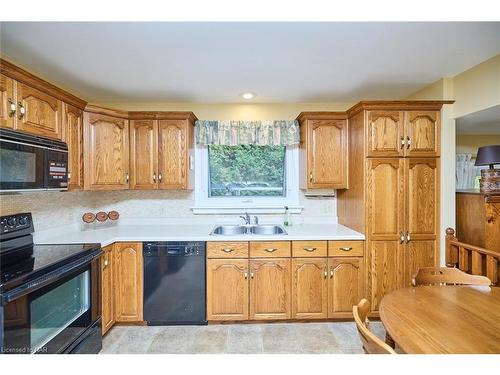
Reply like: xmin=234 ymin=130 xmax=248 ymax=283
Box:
xmin=0 ymin=138 xmax=45 ymax=191
xmin=1 ymin=256 xmax=101 ymax=354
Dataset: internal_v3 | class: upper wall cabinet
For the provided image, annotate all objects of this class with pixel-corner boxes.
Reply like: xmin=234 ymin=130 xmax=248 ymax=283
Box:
xmin=366 ymin=111 xmax=404 ymax=157
xmin=15 ymin=82 xmax=63 ymax=140
xmin=0 ymin=59 xmax=87 ymax=140
xmin=83 ymin=107 xmax=130 ymax=191
xmin=297 ymin=112 xmax=348 ymax=190
xmin=129 ymin=112 xmax=196 ymax=190
xmin=0 ymin=74 xmax=16 ymax=129
xmin=63 ymin=103 xmax=84 ymax=191
xmin=365 ymin=109 xmax=440 ymax=158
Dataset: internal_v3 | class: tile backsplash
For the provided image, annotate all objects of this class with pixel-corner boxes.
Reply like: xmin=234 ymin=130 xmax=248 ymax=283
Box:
xmin=1 ymin=190 xmax=336 ymax=231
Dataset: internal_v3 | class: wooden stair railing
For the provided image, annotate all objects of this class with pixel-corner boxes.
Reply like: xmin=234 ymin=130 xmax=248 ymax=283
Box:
xmin=446 ymin=228 xmax=500 ymax=285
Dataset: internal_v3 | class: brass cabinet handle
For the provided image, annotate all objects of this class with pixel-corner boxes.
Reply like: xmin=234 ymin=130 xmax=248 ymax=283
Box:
xmin=324 ymin=268 xmax=328 ymax=278
xmin=125 ymin=173 xmax=129 ymax=183
xmin=264 ymin=248 xmax=278 ymax=253
xmin=244 ymin=272 xmax=248 ymax=279
xmin=400 ymin=136 xmax=405 ymax=149
xmin=158 ymin=173 xmax=163 ymax=182
xmin=8 ymin=99 xmax=16 ymax=117
xmin=103 ymin=259 xmax=109 ymax=269
xmin=309 ymin=172 xmax=313 ymax=183
xmin=339 ymin=246 xmax=352 ymax=252
xmin=330 ymin=267 xmax=334 ymax=279
xmin=303 ymin=247 xmax=317 ymax=252
xmin=400 ymin=231 xmax=405 ymax=244
xmin=405 ymin=231 xmax=411 ymax=243
xmin=222 ymin=248 xmax=234 ymax=253
xmin=153 ymin=173 xmax=156 ymax=183
xmin=406 ymin=136 xmax=411 ymax=149
xmin=250 ymin=272 xmax=254 ymax=279
xmin=18 ymin=102 xmax=25 ymax=119
xmin=68 ymin=171 xmax=72 ymax=181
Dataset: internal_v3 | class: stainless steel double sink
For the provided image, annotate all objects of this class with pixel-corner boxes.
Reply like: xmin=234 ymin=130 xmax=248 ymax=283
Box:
xmin=210 ymin=224 xmax=287 ymax=236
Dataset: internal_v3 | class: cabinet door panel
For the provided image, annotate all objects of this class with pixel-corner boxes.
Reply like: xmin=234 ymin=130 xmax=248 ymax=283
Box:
xmin=406 ymin=158 xmax=439 ymax=239
xmin=207 ymin=259 xmax=249 ymax=321
xmin=250 ymin=258 xmax=291 ymax=320
xmin=16 ymin=82 xmax=62 ymax=139
xmin=405 ymin=111 xmax=440 ymax=157
xmin=0 ymin=74 xmax=16 ymax=129
xmin=328 ymin=258 xmax=364 ymax=315
xmin=158 ymin=119 xmax=187 ymax=189
xmin=84 ymin=113 xmax=129 ymax=190
xmin=64 ymin=104 xmax=84 ymax=191
xmin=291 ymin=258 xmax=328 ymax=319
xmin=130 ymin=120 xmax=157 ymax=190
xmin=404 ymin=240 xmax=436 ymax=287
xmin=114 ymin=243 xmax=143 ymax=322
xmin=369 ymin=241 xmax=403 ymax=310
xmin=366 ymin=111 xmax=404 ymax=157
xmin=308 ymin=119 xmax=347 ymax=189
xmin=366 ymin=158 xmax=405 ymax=240
xmin=101 ymin=245 xmax=115 ymax=335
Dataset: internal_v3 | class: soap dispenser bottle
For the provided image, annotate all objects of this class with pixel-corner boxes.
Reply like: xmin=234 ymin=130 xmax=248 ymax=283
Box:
xmin=283 ymin=206 xmax=292 ymax=227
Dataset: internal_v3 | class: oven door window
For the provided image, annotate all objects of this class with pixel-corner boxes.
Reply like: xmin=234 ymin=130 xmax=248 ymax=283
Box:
xmin=30 ymin=270 xmax=90 ymax=353
xmin=0 ymin=139 xmax=45 ymax=190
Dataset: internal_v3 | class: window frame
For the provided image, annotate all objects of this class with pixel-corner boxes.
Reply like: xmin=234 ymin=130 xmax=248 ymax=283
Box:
xmin=193 ymin=144 xmax=302 ymax=214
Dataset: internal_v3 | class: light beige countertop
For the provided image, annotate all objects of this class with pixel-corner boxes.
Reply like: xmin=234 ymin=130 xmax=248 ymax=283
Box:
xmin=33 ymin=217 xmax=365 ymax=246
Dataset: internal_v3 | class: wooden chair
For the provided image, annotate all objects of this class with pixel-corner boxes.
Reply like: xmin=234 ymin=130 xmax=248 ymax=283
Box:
xmin=412 ymin=267 xmax=492 ymax=286
xmin=353 ymin=299 xmax=396 ymax=354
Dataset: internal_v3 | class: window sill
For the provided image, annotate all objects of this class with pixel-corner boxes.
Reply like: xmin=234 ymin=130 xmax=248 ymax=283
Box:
xmin=191 ymin=206 xmax=304 ymax=215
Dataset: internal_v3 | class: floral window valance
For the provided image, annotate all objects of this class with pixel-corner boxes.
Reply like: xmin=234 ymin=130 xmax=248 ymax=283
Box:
xmin=195 ymin=120 xmax=300 ymax=146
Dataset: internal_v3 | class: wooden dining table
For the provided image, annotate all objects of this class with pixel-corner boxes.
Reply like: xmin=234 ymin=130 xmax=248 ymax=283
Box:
xmin=379 ymin=285 xmax=500 ymax=354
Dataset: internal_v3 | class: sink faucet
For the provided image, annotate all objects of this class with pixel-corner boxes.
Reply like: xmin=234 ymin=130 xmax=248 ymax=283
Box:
xmin=240 ymin=212 xmax=251 ymax=225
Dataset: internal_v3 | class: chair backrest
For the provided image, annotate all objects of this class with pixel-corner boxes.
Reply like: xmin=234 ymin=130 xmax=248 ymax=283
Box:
xmin=353 ymin=299 xmax=396 ymax=354
xmin=412 ymin=267 xmax=492 ymax=286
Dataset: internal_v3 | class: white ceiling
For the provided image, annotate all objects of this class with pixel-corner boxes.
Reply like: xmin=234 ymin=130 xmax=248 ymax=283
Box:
xmin=456 ymin=105 xmax=500 ymax=134
xmin=1 ymin=22 xmax=499 ymax=103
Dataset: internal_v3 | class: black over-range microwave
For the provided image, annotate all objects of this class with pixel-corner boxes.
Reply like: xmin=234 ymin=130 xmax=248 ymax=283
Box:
xmin=0 ymin=128 xmax=68 ymax=192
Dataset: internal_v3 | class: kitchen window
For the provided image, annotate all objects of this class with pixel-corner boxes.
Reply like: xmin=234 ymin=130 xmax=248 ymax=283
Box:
xmin=194 ymin=144 xmax=301 ymax=213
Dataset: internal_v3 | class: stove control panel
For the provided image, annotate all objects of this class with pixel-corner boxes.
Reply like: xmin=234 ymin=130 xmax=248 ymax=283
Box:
xmin=0 ymin=213 xmax=33 ymax=235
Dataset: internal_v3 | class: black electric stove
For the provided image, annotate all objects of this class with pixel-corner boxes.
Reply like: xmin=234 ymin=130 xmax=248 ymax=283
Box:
xmin=0 ymin=213 xmax=103 ymax=354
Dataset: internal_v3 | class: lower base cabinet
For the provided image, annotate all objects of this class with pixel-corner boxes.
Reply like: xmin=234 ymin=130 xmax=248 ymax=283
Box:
xmin=101 ymin=245 xmax=115 ymax=335
xmin=100 ymin=242 xmax=144 ymax=335
xmin=206 ymin=241 xmax=365 ymax=322
xmin=328 ymin=258 xmax=364 ymax=316
xmin=292 ymin=258 xmax=328 ymax=319
xmin=250 ymin=258 xmax=291 ymax=320
xmin=206 ymin=259 xmax=249 ymax=321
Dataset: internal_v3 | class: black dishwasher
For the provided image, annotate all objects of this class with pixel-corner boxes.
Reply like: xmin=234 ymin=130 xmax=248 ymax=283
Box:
xmin=143 ymin=242 xmax=207 ymax=325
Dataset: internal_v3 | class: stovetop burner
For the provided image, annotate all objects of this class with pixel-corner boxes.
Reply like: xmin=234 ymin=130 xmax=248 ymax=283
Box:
xmin=0 ymin=213 xmax=101 ymax=292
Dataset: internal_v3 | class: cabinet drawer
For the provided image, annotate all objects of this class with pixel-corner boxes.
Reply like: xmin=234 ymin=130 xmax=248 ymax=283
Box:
xmin=328 ymin=241 xmax=364 ymax=257
xmin=250 ymin=241 xmax=291 ymax=258
xmin=292 ymin=241 xmax=327 ymax=257
xmin=207 ymin=242 xmax=249 ymax=258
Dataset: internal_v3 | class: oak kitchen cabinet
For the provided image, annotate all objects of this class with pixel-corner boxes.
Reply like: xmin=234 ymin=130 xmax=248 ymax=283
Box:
xmin=63 ymin=103 xmax=84 ymax=191
xmin=101 ymin=242 xmax=144 ymax=335
xmin=83 ymin=106 xmax=130 ymax=191
xmin=207 ymin=240 xmax=364 ymax=322
xmin=114 ymin=242 xmax=144 ymax=323
xmin=297 ymin=112 xmax=348 ymax=190
xmin=0 ymin=73 xmax=16 ymax=129
xmin=366 ymin=109 xmax=440 ymax=158
xmin=338 ymin=101 xmax=446 ymax=313
xmin=129 ymin=112 xmax=196 ymax=190
xmin=101 ymin=244 xmax=115 ymax=335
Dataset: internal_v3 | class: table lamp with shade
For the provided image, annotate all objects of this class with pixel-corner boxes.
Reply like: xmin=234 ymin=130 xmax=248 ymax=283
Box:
xmin=475 ymin=145 xmax=500 ymax=193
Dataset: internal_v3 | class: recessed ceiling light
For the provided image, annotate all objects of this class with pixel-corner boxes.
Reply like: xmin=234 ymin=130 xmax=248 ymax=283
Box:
xmin=241 ymin=92 xmax=255 ymax=100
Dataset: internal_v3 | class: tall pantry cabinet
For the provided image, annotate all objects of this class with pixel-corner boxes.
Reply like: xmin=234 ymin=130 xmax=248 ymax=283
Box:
xmin=337 ymin=102 xmax=446 ymax=311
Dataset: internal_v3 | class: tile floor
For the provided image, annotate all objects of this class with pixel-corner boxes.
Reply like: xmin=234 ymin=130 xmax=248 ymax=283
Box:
xmin=101 ymin=321 xmax=387 ymax=354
